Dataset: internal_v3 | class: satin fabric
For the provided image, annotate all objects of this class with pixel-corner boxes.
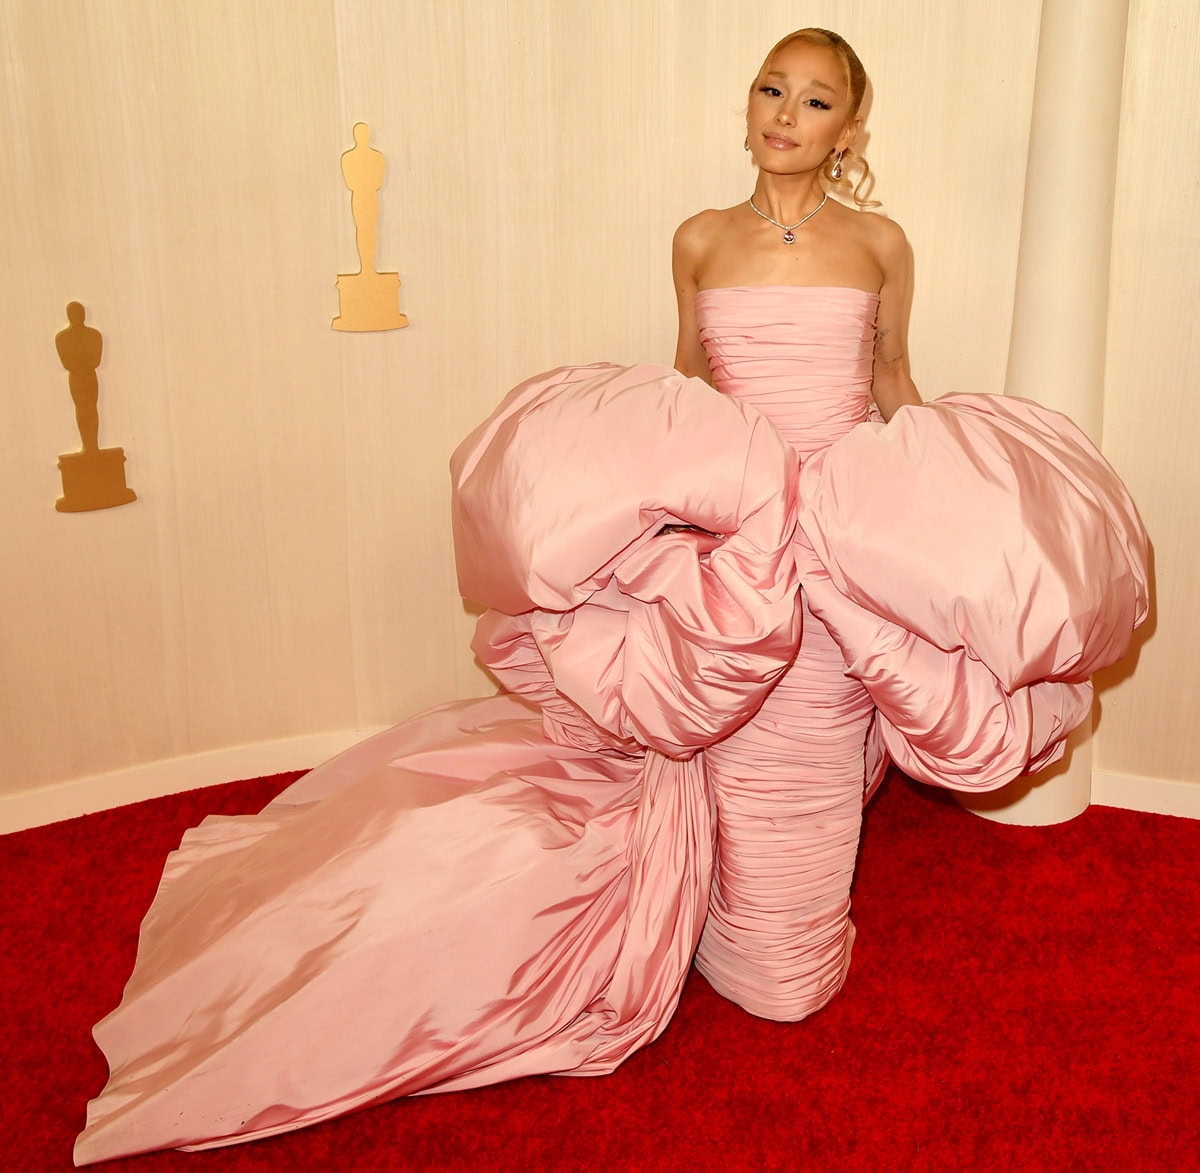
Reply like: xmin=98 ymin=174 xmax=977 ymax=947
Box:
xmin=75 ymin=287 xmax=1148 ymax=1164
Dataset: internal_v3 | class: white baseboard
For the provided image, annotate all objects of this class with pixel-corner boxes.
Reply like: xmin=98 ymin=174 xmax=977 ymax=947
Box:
xmin=1091 ymin=769 xmax=1200 ymax=820
xmin=5 ymin=742 xmax=1196 ymax=836
xmin=0 ymin=726 xmax=389 ymax=835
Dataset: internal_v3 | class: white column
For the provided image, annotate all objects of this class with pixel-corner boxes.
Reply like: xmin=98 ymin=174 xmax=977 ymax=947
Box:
xmin=957 ymin=0 xmax=1129 ymax=826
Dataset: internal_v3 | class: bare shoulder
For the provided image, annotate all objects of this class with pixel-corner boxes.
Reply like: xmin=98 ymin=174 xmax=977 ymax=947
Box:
xmin=851 ymin=210 xmax=909 ymax=269
xmin=673 ymin=206 xmax=737 ymax=285
xmin=673 ymin=207 xmax=732 ymax=254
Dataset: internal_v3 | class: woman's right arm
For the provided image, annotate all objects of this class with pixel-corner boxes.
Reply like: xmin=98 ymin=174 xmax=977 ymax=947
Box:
xmin=672 ymin=215 xmax=714 ymax=384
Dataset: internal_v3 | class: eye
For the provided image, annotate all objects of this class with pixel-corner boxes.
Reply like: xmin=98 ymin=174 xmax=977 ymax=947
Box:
xmin=757 ymin=85 xmax=783 ymax=98
xmin=806 ymin=98 xmax=832 ymax=110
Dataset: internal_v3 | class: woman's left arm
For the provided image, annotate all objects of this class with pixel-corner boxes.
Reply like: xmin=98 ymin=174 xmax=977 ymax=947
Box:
xmin=871 ymin=219 xmax=923 ymax=421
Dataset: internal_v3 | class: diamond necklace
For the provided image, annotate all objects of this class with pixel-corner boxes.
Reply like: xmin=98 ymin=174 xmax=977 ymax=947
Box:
xmin=748 ymin=193 xmax=829 ymax=244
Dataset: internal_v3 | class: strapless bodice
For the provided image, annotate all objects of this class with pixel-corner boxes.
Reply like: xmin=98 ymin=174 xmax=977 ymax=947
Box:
xmin=695 ymin=286 xmax=879 ymax=459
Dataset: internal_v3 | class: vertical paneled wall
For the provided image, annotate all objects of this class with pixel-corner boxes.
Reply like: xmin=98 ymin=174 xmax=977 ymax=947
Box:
xmin=1095 ymin=0 xmax=1200 ymax=790
xmin=1 ymin=0 xmax=1192 ymax=819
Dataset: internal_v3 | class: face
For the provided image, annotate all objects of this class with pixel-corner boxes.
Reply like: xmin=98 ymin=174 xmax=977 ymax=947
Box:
xmin=746 ymin=40 xmax=859 ymax=175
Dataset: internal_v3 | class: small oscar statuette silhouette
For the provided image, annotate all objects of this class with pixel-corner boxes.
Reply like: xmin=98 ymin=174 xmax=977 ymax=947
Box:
xmin=54 ymin=302 xmax=137 ymax=512
xmin=332 ymin=122 xmax=410 ymax=332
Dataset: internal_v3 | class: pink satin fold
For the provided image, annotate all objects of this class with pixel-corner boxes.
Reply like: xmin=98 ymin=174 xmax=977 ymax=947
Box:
xmin=792 ymin=385 xmax=1149 ymax=792
xmin=76 ymin=698 xmax=712 ymax=1163
xmin=454 ymin=362 xmax=804 ymax=759
xmin=75 ymin=288 xmax=1149 ymax=1166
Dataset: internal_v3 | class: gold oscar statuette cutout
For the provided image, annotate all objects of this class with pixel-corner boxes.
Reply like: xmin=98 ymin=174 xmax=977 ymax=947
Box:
xmin=332 ymin=122 xmax=410 ymax=332
xmin=54 ymin=302 xmax=137 ymax=512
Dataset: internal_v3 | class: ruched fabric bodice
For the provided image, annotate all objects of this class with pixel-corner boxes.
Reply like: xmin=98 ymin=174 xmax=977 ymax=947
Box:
xmin=696 ymin=286 xmax=877 ymax=459
xmin=692 ymin=286 xmax=880 ymax=1020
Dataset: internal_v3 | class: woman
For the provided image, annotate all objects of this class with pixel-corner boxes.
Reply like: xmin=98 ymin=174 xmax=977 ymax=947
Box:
xmin=675 ymin=30 xmax=917 ymax=418
xmin=75 ymin=29 xmax=1147 ymax=1164
xmin=672 ymin=27 xmax=922 ymax=1023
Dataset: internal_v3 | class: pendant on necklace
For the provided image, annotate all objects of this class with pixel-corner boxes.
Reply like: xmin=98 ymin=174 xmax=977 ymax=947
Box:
xmin=748 ymin=193 xmax=829 ymax=246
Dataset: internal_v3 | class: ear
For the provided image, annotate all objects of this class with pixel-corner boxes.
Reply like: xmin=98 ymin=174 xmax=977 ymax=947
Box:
xmin=837 ymin=117 xmax=862 ymax=152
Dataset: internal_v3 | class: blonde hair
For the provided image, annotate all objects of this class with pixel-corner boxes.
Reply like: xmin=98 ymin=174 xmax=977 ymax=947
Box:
xmin=751 ymin=28 xmax=878 ymax=208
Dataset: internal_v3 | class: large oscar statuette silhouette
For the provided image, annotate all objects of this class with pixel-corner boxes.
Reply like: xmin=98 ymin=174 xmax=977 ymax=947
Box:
xmin=332 ymin=122 xmax=409 ymax=331
xmin=54 ymin=302 xmax=137 ymax=512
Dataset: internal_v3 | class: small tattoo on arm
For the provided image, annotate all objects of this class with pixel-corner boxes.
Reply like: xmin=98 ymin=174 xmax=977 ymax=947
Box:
xmin=874 ymin=328 xmax=904 ymax=367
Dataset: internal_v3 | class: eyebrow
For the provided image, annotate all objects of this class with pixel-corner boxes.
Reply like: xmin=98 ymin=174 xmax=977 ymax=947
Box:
xmin=765 ymin=71 xmax=837 ymax=93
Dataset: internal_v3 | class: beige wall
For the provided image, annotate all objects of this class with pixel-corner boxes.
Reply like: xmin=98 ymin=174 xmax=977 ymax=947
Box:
xmin=1095 ymin=0 xmax=1200 ymax=795
xmin=0 ymin=0 xmax=1192 ymax=826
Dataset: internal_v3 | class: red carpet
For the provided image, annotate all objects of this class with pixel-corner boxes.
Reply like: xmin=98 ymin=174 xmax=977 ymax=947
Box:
xmin=4 ymin=770 xmax=1196 ymax=1172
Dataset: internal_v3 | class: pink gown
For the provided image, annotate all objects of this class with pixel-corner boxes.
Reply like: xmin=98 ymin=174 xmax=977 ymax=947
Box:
xmin=74 ymin=287 xmax=1149 ymax=1165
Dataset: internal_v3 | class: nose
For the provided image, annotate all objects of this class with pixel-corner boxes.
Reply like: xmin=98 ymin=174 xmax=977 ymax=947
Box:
xmin=775 ymin=104 xmax=795 ymax=127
